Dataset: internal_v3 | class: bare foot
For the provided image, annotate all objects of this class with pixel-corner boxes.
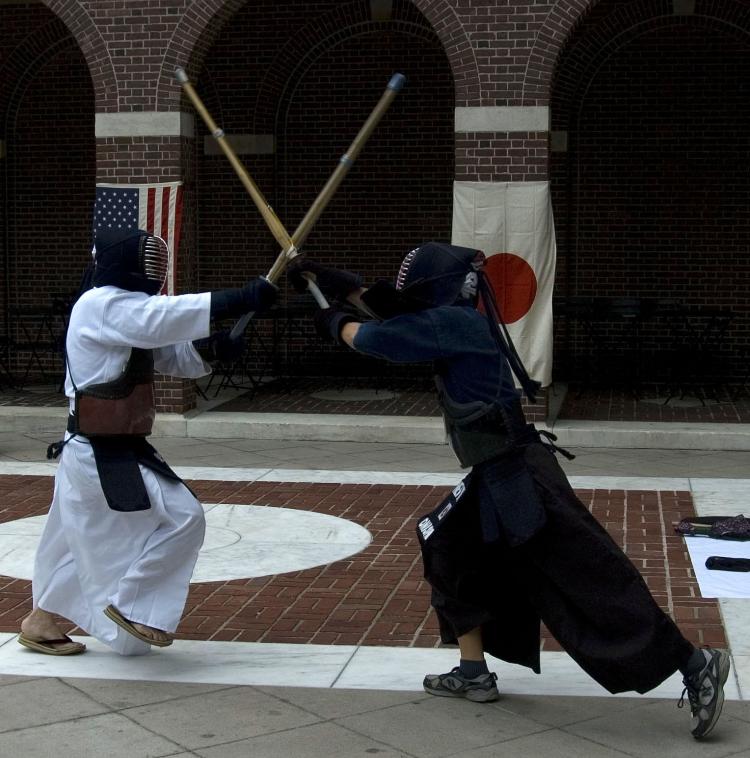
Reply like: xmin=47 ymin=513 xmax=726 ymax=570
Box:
xmin=21 ymin=608 xmax=68 ymax=639
xmin=20 ymin=608 xmax=85 ymax=653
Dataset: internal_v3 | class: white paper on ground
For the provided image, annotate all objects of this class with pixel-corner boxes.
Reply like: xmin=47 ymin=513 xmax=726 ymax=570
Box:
xmin=684 ymin=535 xmax=750 ymax=598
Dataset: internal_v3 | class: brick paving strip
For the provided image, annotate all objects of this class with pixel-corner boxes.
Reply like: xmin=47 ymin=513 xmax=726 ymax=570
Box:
xmin=0 ymin=476 xmax=726 ymax=651
xmin=212 ymin=381 xmax=750 ymax=422
xmin=3 ymin=381 xmax=749 ymax=422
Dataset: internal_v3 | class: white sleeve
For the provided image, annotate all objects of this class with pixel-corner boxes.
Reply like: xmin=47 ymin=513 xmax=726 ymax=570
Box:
xmin=153 ymin=342 xmax=212 ymax=378
xmin=96 ymin=289 xmax=212 ymax=348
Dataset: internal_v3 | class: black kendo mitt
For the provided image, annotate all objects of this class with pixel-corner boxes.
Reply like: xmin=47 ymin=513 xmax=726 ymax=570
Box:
xmin=210 ymin=277 xmax=278 ymax=319
xmin=314 ymin=307 xmax=358 ymax=345
xmin=288 ymin=259 xmax=362 ymax=301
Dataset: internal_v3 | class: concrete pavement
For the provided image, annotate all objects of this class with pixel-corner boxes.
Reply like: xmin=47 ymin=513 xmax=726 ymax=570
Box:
xmin=0 ymin=429 xmax=748 ymax=757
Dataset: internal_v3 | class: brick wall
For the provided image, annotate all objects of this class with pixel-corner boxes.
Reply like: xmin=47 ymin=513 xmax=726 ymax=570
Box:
xmin=2 ymin=0 xmax=749 ymax=409
xmin=11 ymin=40 xmax=95 ymax=304
xmin=0 ymin=4 xmax=73 ymax=345
xmin=456 ymin=132 xmax=549 ymax=182
xmin=551 ymin=15 xmax=750 ymax=384
xmin=196 ymin=0 xmax=455 ymax=380
xmin=3 ymin=38 xmax=95 ymax=379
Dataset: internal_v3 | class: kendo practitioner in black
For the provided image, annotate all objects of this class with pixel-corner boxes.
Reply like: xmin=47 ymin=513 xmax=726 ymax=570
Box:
xmin=289 ymin=243 xmax=730 ymax=740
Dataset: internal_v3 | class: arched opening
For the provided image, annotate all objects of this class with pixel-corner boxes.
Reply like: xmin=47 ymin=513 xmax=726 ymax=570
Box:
xmin=187 ymin=0 xmax=455 ymax=394
xmin=0 ymin=5 xmax=95 ymax=389
xmin=550 ymin=1 xmax=750 ymax=415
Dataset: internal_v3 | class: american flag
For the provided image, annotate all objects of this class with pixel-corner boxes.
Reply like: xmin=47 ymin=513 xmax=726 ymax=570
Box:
xmin=93 ymin=182 xmax=184 ymax=295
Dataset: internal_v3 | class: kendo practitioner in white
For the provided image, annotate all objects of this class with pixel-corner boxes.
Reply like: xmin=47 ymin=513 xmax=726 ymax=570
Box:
xmin=289 ymin=244 xmax=729 ymax=740
xmin=19 ymin=229 xmax=276 ymax=656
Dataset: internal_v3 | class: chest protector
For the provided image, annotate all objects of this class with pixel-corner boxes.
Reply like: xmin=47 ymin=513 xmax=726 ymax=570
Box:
xmin=434 ymin=375 xmax=526 ymax=468
xmin=72 ymin=348 xmax=155 ymax=437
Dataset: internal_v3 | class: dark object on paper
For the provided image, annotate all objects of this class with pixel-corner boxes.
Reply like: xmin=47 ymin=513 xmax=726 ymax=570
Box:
xmin=705 ymin=556 xmax=750 ymax=572
xmin=675 ymin=514 xmax=750 ymax=541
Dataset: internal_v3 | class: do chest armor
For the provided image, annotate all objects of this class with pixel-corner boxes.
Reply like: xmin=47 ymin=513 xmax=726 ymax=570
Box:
xmin=71 ymin=348 xmax=155 ymax=437
xmin=434 ymin=375 xmax=527 ymax=468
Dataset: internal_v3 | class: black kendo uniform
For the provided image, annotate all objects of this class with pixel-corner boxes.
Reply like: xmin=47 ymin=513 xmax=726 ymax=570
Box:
xmin=302 ymin=243 xmax=696 ymax=696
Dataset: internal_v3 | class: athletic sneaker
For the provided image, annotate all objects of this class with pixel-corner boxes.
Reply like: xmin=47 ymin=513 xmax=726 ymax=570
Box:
xmin=678 ymin=648 xmax=731 ymax=739
xmin=423 ymin=667 xmax=500 ymax=702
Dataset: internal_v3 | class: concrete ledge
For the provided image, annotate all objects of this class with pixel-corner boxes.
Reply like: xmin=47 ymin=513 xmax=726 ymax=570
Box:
xmin=0 ymin=408 xmax=191 ymax=438
xmin=187 ymin=412 xmax=448 ymax=444
xmin=152 ymin=413 xmax=189 ymax=437
xmin=0 ymin=406 xmax=67 ymax=433
xmin=550 ymin=420 xmax=750 ymax=451
xmin=3 ymin=406 xmax=750 ymax=450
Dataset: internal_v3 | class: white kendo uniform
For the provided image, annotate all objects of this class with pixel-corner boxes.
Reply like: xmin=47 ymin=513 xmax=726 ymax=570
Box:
xmin=33 ymin=285 xmax=212 ymax=655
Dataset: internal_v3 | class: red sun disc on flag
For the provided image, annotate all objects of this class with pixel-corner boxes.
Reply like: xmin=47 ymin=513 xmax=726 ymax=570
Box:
xmin=482 ymin=253 xmax=537 ymax=324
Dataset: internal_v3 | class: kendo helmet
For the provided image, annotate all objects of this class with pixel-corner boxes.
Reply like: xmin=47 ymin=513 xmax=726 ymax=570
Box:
xmin=92 ymin=229 xmax=169 ymax=295
xmin=395 ymin=242 xmax=485 ymax=308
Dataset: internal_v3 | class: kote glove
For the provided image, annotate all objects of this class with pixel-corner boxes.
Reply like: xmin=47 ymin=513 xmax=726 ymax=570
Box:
xmin=313 ymin=307 xmax=358 ymax=345
xmin=210 ymin=276 xmax=278 ymax=319
xmin=288 ymin=259 xmax=362 ymax=301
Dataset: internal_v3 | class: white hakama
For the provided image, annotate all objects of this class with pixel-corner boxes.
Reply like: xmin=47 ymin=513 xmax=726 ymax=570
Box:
xmin=32 ymin=286 xmax=213 ymax=655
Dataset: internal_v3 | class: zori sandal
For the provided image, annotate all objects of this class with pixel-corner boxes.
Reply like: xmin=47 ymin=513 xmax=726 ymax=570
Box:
xmin=103 ymin=605 xmax=173 ymax=647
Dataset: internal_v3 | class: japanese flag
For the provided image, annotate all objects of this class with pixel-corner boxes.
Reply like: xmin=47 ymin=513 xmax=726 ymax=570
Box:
xmin=452 ymin=180 xmax=556 ymax=387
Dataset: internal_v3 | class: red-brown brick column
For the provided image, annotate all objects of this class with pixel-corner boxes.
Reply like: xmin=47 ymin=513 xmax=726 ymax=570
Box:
xmin=453 ymin=106 xmax=553 ymax=421
xmin=95 ymin=117 xmax=200 ymax=413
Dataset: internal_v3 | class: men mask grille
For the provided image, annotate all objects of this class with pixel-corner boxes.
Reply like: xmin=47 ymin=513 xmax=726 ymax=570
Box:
xmin=141 ymin=235 xmax=169 ymax=288
xmin=460 ymin=271 xmax=479 ymax=300
xmin=396 ymin=248 xmax=419 ymax=291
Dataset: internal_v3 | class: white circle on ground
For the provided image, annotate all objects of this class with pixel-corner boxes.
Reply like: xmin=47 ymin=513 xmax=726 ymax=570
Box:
xmin=310 ymin=388 xmax=399 ymax=402
xmin=0 ymin=503 xmax=372 ymax=583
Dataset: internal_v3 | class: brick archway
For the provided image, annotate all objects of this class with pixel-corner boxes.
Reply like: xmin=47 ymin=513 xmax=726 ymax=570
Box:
xmin=548 ymin=0 xmax=750 ymax=388
xmin=1 ymin=29 xmax=96 ymax=385
xmin=545 ymin=0 xmax=750 ymax=129
xmin=156 ymin=0 xmax=478 ymax=111
xmin=0 ymin=16 xmax=79 ymax=129
xmin=154 ymin=0 xmax=246 ymax=111
xmin=41 ymin=0 xmax=115 ymax=111
xmin=256 ymin=3 xmax=446 ymax=133
xmin=529 ymin=0 xmax=750 ymax=107
xmin=410 ymin=0 xmax=479 ymax=105
xmin=523 ymin=0 xmax=597 ymax=104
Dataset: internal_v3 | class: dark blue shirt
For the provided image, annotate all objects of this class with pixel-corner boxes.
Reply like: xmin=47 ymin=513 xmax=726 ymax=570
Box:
xmin=353 ymin=305 xmax=520 ymax=406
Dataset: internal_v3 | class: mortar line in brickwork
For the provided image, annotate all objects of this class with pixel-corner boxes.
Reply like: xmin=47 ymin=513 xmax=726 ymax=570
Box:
xmin=360 ymin=528 xmax=426 ymax=647
xmin=305 ymin=510 xmax=419 ymax=648
xmin=411 ymin=586 xmax=441 ymax=649
xmin=658 ymin=491 xmax=675 ymax=614
xmin=185 ymin=573 xmax=253 ymax=639
xmin=205 ymin=571 xmax=278 ymax=641
xmin=621 ymin=492 xmax=629 ymax=556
